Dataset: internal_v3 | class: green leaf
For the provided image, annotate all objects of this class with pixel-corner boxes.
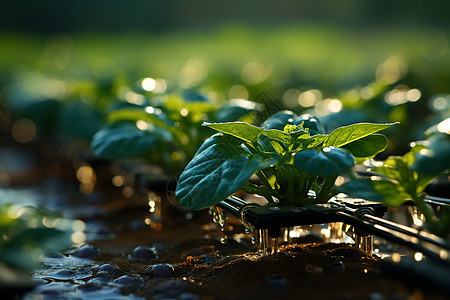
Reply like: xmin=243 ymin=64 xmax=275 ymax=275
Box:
xmin=241 ymin=182 xmax=273 ymax=200
xmin=337 ymin=178 xmax=412 ymax=207
xmin=324 ymin=122 xmax=397 ymax=148
xmin=261 ymin=129 xmax=292 ymax=144
xmin=336 ymin=179 xmax=384 ymax=202
xmin=341 ymin=134 xmax=388 ymax=161
xmin=412 ymin=133 xmax=450 ymax=175
xmin=203 ymin=121 xmax=263 ymax=145
xmin=175 ymin=134 xmax=278 ymax=209
xmin=295 ymin=134 xmax=328 ymax=150
xmin=91 ymin=123 xmax=163 ymax=159
xmin=270 ymin=140 xmax=286 ymax=154
xmin=58 ymin=101 xmax=102 ymax=139
xmin=215 ymin=99 xmax=260 ymax=122
xmin=293 ymin=147 xmax=355 ymax=177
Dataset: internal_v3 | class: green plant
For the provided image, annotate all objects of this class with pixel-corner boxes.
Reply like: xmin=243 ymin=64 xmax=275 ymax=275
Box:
xmin=175 ymin=111 xmax=396 ymax=209
xmin=338 ymin=118 xmax=450 ymax=237
xmin=0 ymin=204 xmax=73 ymax=271
xmin=91 ymin=95 xmax=260 ymax=175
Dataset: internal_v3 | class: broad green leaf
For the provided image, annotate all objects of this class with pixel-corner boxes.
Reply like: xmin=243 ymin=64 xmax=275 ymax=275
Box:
xmin=376 ymin=152 xmax=437 ymax=195
xmin=324 ymin=122 xmax=397 ymax=148
xmin=175 ymin=134 xmax=277 ymax=209
xmin=58 ymin=101 xmax=102 ymax=139
xmin=91 ymin=123 xmax=163 ymax=159
xmin=293 ymin=147 xmax=355 ymax=177
xmin=341 ymin=134 xmax=388 ymax=161
xmin=412 ymin=133 xmax=450 ymax=175
xmin=371 ymin=180 xmax=411 ymax=206
xmin=215 ymin=99 xmax=260 ymax=122
xmin=337 ymin=178 xmax=412 ymax=207
xmin=261 ymin=129 xmax=292 ymax=144
xmin=336 ymin=179 xmax=384 ymax=202
xmin=204 ymin=121 xmax=263 ymax=145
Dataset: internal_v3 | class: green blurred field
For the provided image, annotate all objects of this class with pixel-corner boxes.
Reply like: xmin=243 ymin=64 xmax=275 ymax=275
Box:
xmin=1 ymin=24 xmax=449 ymax=97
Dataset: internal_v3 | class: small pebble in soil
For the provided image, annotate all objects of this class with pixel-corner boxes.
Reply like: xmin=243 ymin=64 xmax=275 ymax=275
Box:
xmin=97 ymin=264 xmax=124 ymax=277
xmin=130 ymin=246 xmax=158 ymax=260
xmin=305 ymin=264 xmax=323 ymax=274
xmin=113 ymin=275 xmax=140 ymax=286
xmin=145 ymin=263 xmax=175 ymax=278
xmin=71 ymin=245 xmax=100 ymax=259
xmin=88 ymin=275 xmax=110 ymax=284
xmin=265 ymin=274 xmax=287 ymax=290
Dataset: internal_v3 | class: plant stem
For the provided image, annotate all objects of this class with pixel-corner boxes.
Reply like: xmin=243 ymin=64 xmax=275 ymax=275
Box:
xmin=413 ymin=193 xmax=435 ymax=225
xmin=288 ymin=170 xmax=294 ymax=204
xmin=256 ymin=170 xmax=275 ymax=204
xmin=316 ymin=174 xmax=338 ymax=203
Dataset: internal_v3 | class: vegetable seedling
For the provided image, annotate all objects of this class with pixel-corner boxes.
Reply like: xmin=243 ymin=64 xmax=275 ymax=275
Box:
xmin=338 ymin=119 xmax=450 ymax=238
xmin=176 ymin=111 xmax=396 ymax=210
xmin=91 ymin=95 xmax=260 ymax=175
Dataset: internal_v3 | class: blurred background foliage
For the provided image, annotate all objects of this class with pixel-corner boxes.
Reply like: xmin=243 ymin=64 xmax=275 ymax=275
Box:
xmin=0 ymin=0 xmax=449 ymax=156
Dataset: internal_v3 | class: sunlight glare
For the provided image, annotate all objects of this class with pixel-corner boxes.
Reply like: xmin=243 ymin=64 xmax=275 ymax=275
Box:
xmin=437 ymin=118 xmax=450 ymax=134
xmin=142 ymin=77 xmax=156 ymax=91
xmin=298 ymin=89 xmax=322 ymax=107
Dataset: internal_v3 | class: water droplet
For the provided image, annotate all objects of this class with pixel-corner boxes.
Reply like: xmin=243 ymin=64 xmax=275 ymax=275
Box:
xmin=146 ymin=264 xmax=175 ymax=278
xmin=130 ymin=246 xmax=158 ymax=260
xmin=220 ymin=236 xmax=228 ymax=244
xmin=113 ymin=275 xmax=139 ymax=286
xmin=71 ymin=245 xmax=99 ymax=259
xmin=97 ymin=264 xmax=124 ymax=277
xmin=251 ymin=236 xmax=257 ymax=245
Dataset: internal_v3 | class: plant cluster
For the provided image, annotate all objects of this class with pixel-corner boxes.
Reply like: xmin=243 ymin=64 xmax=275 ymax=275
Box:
xmin=91 ymin=96 xmax=261 ymax=175
xmin=175 ymin=111 xmax=396 ymax=210
xmin=339 ymin=119 xmax=450 ymax=237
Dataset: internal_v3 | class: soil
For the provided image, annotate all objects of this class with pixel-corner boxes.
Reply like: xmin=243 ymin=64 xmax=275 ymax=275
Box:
xmin=0 ymin=131 xmax=449 ymax=300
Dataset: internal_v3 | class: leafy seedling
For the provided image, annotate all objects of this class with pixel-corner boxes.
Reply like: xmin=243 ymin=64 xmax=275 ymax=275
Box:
xmin=338 ymin=119 xmax=450 ymax=238
xmin=176 ymin=111 xmax=396 ymax=210
xmin=91 ymin=96 xmax=260 ymax=175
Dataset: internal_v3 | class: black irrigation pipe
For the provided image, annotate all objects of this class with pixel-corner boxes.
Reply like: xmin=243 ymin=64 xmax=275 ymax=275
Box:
xmin=217 ymin=196 xmax=450 ymax=264
xmin=361 ymin=214 xmax=450 ymax=250
xmin=328 ymin=199 xmax=450 ymax=250
xmin=424 ymin=195 xmax=450 ymax=206
xmin=335 ymin=211 xmax=450 ymax=265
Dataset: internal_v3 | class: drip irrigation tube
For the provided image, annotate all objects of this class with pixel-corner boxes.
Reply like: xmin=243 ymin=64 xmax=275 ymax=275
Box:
xmin=335 ymin=211 xmax=449 ymax=265
xmin=217 ymin=196 xmax=450 ymax=264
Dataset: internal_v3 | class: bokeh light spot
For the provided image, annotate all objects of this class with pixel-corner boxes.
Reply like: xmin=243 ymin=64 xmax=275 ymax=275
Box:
xmin=11 ymin=119 xmax=37 ymax=143
xmin=228 ymin=85 xmax=249 ymax=100
xmin=142 ymin=78 xmax=156 ymax=91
